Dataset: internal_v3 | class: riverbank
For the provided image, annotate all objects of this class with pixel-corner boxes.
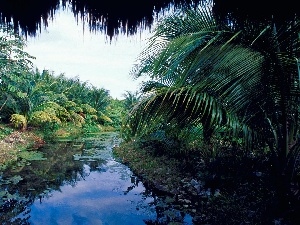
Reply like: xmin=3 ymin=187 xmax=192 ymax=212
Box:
xmin=0 ymin=125 xmax=45 ymax=170
xmin=0 ymin=123 xmax=84 ymax=171
xmin=113 ymin=139 xmax=297 ymax=225
xmin=0 ymin=125 xmax=297 ymax=224
xmin=0 ymin=122 xmax=117 ymax=171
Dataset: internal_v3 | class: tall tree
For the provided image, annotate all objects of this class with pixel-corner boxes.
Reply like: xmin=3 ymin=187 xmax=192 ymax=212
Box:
xmin=0 ymin=25 xmax=35 ymax=120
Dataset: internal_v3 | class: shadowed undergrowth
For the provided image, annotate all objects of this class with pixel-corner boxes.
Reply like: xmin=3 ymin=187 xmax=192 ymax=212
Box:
xmin=113 ymin=139 xmax=300 ymax=225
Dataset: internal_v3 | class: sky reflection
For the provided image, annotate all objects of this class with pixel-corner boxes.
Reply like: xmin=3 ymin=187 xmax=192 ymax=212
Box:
xmin=28 ymin=163 xmax=156 ymax=225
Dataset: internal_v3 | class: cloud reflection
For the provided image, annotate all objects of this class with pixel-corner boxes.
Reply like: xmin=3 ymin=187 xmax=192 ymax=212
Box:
xmin=29 ymin=165 xmax=155 ymax=225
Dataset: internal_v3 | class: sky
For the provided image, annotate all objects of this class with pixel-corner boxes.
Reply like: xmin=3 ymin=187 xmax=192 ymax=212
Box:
xmin=25 ymin=7 xmax=151 ymax=99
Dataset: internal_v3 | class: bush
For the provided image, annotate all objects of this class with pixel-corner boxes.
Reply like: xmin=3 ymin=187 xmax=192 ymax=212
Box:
xmin=10 ymin=114 xmax=27 ymax=130
xmin=29 ymin=110 xmax=61 ymax=127
xmin=81 ymin=103 xmax=97 ymax=115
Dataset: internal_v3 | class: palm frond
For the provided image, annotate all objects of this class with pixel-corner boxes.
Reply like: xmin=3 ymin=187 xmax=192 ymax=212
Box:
xmin=127 ymin=85 xmax=255 ymax=147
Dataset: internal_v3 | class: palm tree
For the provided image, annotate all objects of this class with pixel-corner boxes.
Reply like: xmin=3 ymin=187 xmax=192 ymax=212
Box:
xmin=127 ymin=4 xmax=299 ymax=208
xmin=122 ymin=90 xmax=141 ymax=111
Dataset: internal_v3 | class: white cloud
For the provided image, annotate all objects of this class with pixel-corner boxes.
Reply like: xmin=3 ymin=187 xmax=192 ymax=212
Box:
xmin=25 ymin=7 xmax=150 ymax=99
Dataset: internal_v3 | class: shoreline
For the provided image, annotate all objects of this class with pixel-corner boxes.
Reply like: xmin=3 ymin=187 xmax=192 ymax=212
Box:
xmin=112 ymin=139 xmax=290 ymax=224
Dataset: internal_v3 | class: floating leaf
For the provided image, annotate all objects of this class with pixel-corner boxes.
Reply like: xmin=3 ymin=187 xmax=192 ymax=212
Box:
xmin=18 ymin=151 xmax=47 ymax=161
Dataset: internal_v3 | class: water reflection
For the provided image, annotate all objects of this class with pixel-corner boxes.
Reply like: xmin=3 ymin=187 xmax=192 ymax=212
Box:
xmin=0 ymin=140 xmax=85 ymax=224
xmin=1 ymin=133 xmax=193 ymax=224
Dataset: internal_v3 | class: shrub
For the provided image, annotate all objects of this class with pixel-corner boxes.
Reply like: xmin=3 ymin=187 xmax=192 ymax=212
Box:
xmin=10 ymin=114 xmax=27 ymax=130
xmin=69 ymin=111 xmax=85 ymax=126
xmin=81 ymin=103 xmax=97 ymax=115
xmin=29 ymin=110 xmax=61 ymax=127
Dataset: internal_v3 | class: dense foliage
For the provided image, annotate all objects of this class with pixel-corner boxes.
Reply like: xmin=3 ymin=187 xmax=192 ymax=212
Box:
xmin=0 ymin=24 xmax=129 ymax=140
xmin=1 ymin=1 xmax=299 ymax=222
xmin=120 ymin=2 xmax=300 ymax=224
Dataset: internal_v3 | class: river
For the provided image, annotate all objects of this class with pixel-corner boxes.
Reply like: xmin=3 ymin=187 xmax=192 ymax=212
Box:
xmin=0 ymin=132 xmax=193 ymax=225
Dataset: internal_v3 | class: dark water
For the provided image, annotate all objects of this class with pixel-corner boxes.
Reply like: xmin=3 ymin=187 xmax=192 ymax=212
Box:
xmin=0 ymin=132 xmax=193 ymax=225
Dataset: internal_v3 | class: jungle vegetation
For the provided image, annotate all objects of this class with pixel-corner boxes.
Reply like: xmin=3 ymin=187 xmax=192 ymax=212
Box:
xmin=0 ymin=24 xmax=129 ymax=141
xmin=118 ymin=1 xmax=300 ymax=224
xmin=0 ymin=0 xmax=299 ymax=223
